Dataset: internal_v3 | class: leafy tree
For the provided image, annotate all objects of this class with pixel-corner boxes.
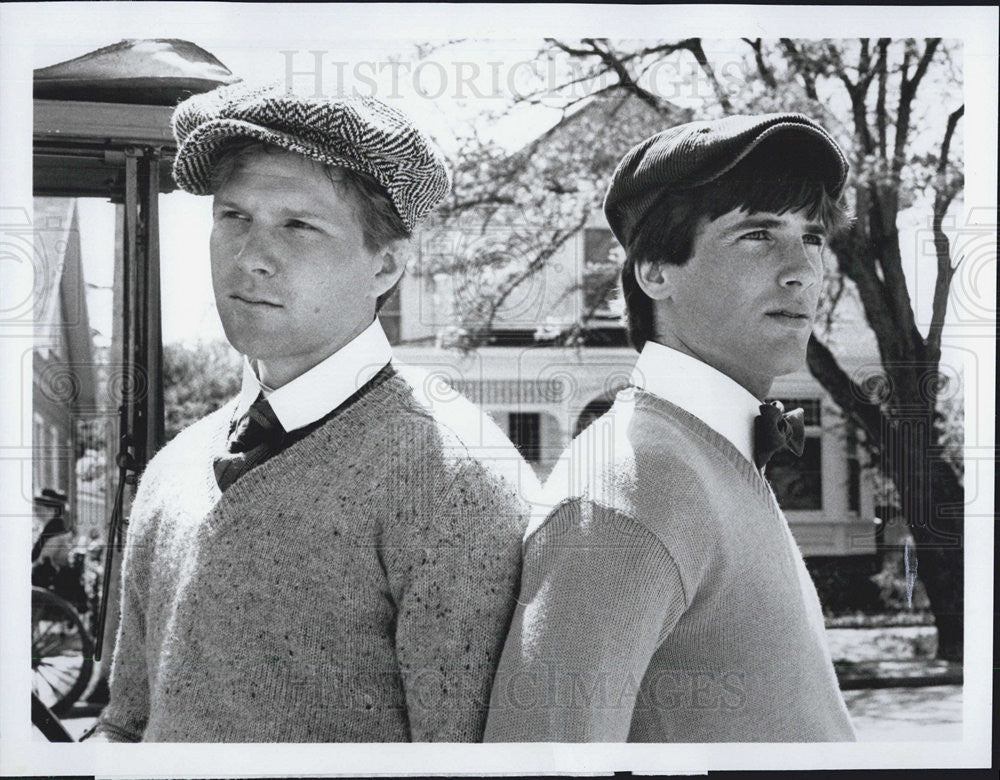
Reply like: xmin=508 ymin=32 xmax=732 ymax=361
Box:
xmin=426 ymin=38 xmax=965 ymax=660
xmin=162 ymin=341 xmax=242 ymax=441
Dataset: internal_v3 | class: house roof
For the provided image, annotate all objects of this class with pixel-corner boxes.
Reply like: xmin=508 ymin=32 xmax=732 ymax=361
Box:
xmin=515 ymin=90 xmax=693 ymax=165
xmin=33 ymin=198 xmax=97 ymax=410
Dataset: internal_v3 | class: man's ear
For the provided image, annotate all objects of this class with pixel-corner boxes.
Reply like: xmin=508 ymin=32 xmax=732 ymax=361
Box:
xmin=370 ymin=240 xmax=410 ymax=299
xmin=633 ymin=258 xmax=674 ymax=302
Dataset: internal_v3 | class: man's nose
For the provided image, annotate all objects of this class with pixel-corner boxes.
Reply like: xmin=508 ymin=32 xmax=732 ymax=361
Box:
xmin=777 ymin=239 xmax=821 ymax=289
xmin=234 ymin=225 xmax=279 ymax=275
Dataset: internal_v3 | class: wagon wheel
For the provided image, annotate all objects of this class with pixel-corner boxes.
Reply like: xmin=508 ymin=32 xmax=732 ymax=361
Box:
xmin=31 ymin=586 xmax=94 ymax=716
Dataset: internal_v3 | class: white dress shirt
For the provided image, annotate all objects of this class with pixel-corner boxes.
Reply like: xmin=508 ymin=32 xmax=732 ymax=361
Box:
xmin=234 ymin=318 xmax=393 ymax=432
xmin=630 ymin=340 xmax=763 ymax=466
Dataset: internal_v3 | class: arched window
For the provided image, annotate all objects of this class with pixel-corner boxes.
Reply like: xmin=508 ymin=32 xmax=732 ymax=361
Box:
xmin=573 ymin=392 xmax=622 ymax=438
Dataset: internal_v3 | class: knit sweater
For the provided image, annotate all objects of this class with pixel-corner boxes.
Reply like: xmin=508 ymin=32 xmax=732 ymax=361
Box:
xmin=92 ymin=366 xmax=532 ymax=742
xmin=483 ymin=390 xmax=856 ymax=742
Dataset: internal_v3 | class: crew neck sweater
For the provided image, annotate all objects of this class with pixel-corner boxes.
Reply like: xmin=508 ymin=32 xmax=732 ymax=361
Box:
xmin=484 ymin=389 xmax=856 ymax=742
xmin=92 ymin=367 xmax=532 ymax=742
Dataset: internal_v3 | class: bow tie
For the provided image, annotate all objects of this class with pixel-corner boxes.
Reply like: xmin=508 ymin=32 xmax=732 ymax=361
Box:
xmin=213 ymin=393 xmax=285 ymax=492
xmin=753 ymin=400 xmax=805 ymax=469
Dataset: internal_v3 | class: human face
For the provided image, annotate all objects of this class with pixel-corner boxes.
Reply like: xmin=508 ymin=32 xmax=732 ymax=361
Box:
xmin=210 ymin=149 xmax=387 ymax=388
xmin=653 ymin=208 xmax=826 ymax=399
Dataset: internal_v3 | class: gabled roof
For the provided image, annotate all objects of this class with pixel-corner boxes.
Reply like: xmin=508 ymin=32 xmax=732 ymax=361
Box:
xmin=33 ymin=198 xmax=97 ymax=410
xmin=523 ymin=90 xmax=692 ymax=154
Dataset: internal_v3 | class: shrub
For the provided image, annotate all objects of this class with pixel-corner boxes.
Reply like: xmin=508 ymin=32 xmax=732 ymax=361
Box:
xmin=805 ymin=555 xmax=883 ymax=615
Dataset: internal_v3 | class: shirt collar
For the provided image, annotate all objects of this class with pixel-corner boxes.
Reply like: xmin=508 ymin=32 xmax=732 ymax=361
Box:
xmin=630 ymin=340 xmax=763 ymax=465
xmin=235 ymin=318 xmax=393 ymax=432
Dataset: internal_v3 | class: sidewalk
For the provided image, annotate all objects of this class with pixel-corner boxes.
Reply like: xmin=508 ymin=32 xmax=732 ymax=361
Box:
xmin=842 ymin=684 xmax=962 ymax=741
xmin=828 ymin=624 xmax=963 ymax=741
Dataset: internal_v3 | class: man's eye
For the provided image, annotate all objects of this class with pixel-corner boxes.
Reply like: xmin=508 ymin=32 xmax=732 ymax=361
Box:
xmin=287 ymin=220 xmax=317 ymax=231
xmin=217 ymin=210 xmax=246 ymax=221
xmin=741 ymin=230 xmax=769 ymax=240
xmin=803 ymin=235 xmax=824 ymax=246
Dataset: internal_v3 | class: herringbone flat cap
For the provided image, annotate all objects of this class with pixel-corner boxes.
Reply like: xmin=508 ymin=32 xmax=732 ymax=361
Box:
xmin=604 ymin=113 xmax=849 ymax=250
xmin=171 ymin=82 xmax=451 ymax=231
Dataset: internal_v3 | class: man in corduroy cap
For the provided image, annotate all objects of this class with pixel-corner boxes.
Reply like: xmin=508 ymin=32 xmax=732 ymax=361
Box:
xmin=485 ymin=114 xmax=857 ymax=743
xmin=89 ymin=83 xmax=532 ymax=742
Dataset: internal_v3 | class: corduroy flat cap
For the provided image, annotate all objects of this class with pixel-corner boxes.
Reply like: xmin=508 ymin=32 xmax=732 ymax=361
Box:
xmin=603 ymin=113 xmax=849 ymax=250
xmin=171 ymin=82 xmax=451 ymax=232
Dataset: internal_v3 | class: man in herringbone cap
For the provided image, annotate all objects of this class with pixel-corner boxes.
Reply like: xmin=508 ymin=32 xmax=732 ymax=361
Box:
xmin=485 ymin=114 xmax=858 ymax=743
xmin=88 ymin=83 xmax=533 ymax=742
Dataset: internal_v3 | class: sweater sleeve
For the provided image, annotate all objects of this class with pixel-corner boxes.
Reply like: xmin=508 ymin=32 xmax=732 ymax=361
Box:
xmin=483 ymin=500 xmax=687 ymax=742
xmin=85 ymin=480 xmax=156 ymax=742
xmin=384 ymin=457 xmax=527 ymax=742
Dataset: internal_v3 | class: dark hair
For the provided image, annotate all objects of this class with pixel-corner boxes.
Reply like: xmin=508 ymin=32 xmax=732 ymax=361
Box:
xmin=209 ymin=140 xmax=410 ymax=312
xmin=621 ymin=137 xmax=851 ymax=351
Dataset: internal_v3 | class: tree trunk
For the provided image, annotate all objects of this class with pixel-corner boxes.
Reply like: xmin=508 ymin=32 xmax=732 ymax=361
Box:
xmin=881 ymin=406 xmax=964 ymax=662
xmin=909 ymin=457 xmax=964 ymax=662
xmin=808 ymin=338 xmax=964 ymax=663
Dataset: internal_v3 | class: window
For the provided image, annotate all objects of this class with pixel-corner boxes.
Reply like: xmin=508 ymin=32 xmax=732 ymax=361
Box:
xmin=378 ymin=285 xmax=402 ymax=345
xmin=766 ymin=437 xmax=822 ymax=510
xmin=846 ymin=424 xmax=861 ymax=513
xmin=50 ymin=423 xmax=65 ymax=490
xmin=582 ymin=228 xmax=625 ymax=321
xmin=43 ymin=423 xmax=57 ymax=489
xmin=573 ymin=394 xmax=617 ymax=438
xmin=508 ymin=412 xmax=542 ymax=463
xmin=33 ymin=414 xmax=45 ymax=491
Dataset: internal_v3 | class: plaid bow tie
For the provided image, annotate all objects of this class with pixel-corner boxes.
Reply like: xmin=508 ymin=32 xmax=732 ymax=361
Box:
xmin=753 ymin=400 xmax=805 ymax=469
xmin=213 ymin=393 xmax=285 ymax=492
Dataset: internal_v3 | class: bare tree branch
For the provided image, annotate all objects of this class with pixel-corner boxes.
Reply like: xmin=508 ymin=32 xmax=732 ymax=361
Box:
xmin=828 ymin=39 xmax=927 ymax=367
xmin=778 ymin=39 xmax=819 ymax=100
xmin=553 ymin=269 xmax=623 ymax=346
xmin=857 ymin=38 xmax=875 ymax=90
xmin=831 ymin=229 xmax=903 ymax=364
xmin=926 ymin=104 xmax=965 ymax=368
xmin=824 ymin=42 xmax=909 ymax=363
xmin=473 ymin=211 xmax=592 ymax=336
xmin=547 ymin=38 xmax=675 ymax=114
xmin=634 ymin=40 xmax=693 ymax=60
xmin=861 ymin=39 xmax=941 ymax=363
xmin=511 ymin=63 xmax=606 ymax=107
xmin=439 ymin=194 xmax=517 ymax=216
xmin=827 ymin=40 xmax=876 ymax=155
xmin=742 ymin=38 xmax=777 ymax=89
xmin=893 ymin=38 xmax=941 ymax=177
xmin=588 ymin=38 xmax=674 ymax=113
xmin=682 ymin=38 xmax=732 ymax=111
xmin=875 ymin=39 xmax=889 ymax=158
xmin=546 ymin=38 xmax=601 ymax=59
xmin=820 ymin=273 xmax=847 ymax=335
xmin=824 ymin=40 xmax=851 ymax=86
xmin=806 ymin=336 xmax=884 ymax=444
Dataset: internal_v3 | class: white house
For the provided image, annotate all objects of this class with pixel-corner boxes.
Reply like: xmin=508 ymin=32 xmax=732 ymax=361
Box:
xmin=31 ymin=198 xmax=102 ymax=554
xmin=387 ymin=208 xmax=880 ymax=558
